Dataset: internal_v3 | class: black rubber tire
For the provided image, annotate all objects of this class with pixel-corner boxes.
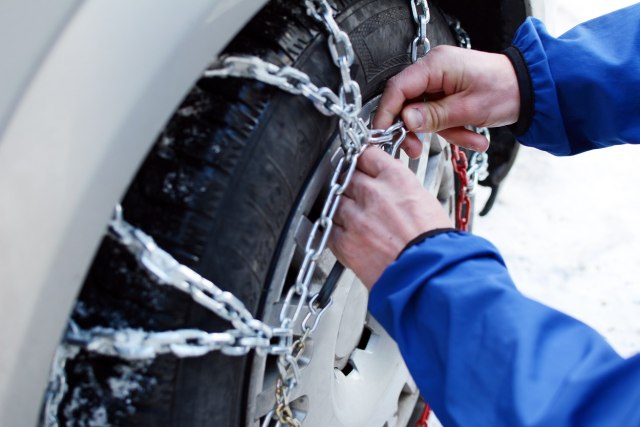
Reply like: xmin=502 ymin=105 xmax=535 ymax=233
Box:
xmin=56 ymin=1 xmax=455 ymax=426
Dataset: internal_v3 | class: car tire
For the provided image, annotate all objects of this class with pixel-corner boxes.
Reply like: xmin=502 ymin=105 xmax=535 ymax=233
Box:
xmin=49 ymin=1 xmax=457 ymax=426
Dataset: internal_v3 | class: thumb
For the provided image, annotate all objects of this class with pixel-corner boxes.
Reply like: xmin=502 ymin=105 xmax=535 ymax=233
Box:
xmin=401 ymin=93 xmax=473 ymax=133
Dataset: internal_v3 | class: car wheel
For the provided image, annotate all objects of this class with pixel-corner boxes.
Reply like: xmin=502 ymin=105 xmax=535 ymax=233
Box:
xmin=43 ymin=1 xmax=457 ymax=425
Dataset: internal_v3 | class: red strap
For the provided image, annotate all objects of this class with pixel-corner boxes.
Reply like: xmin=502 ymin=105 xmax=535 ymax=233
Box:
xmin=416 ymin=402 xmax=431 ymax=427
xmin=451 ymin=145 xmax=471 ymax=231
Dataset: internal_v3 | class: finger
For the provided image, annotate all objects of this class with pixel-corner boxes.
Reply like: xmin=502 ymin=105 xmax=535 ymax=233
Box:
xmin=372 ymin=64 xmax=438 ymax=129
xmin=333 ymin=195 xmax=361 ymax=229
xmin=372 ymin=46 xmax=466 ymax=129
xmin=401 ymin=92 xmax=486 ymax=134
xmin=327 ymin=223 xmax=349 ymax=265
xmin=437 ymin=127 xmax=490 ymax=152
xmin=400 ymin=133 xmax=425 ymax=159
xmin=341 ymin=170 xmax=360 ymax=199
xmin=355 ymin=145 xmax=398 ymax=178
xmin=342 ymin=168 xmax=379 ymax=203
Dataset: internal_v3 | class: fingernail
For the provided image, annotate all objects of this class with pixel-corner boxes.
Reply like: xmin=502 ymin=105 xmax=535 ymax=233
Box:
xmin=405 ymin=109 xmax=423 ymax=130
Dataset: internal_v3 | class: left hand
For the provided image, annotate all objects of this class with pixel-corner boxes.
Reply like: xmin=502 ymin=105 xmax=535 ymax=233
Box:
xmin=329 ymin=146 xmax=452 ymax=289
xmin=375 ymin=45 xmax=520 ymax=155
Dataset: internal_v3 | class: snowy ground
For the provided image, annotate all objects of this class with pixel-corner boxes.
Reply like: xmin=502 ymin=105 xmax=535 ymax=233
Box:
xmin=474 ymin=0 xmax=640 ymax=357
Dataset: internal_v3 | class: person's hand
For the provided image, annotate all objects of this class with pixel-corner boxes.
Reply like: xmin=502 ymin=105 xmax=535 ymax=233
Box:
xmin=329 ymin=147 xmax=452 ymax=289
xmin=374 ymin=45 xmax=520 ymax=156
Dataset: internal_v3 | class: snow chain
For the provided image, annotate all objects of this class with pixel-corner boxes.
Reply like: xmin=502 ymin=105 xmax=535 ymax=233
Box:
xmin=42 ymin=2 xmax=486 ymax=426
xmin=446 ymin=16 xmax=490 ymax=231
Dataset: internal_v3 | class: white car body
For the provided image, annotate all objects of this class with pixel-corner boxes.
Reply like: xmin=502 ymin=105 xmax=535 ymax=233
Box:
xmin=0 ymin=1 xmax=267 ymax=424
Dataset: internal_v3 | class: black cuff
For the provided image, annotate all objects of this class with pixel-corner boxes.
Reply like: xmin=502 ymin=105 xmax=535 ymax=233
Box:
xmin=502 ymin=46 xmax=534 ymax=136
xmin=396 ymin=228 xmax=458 ymax=260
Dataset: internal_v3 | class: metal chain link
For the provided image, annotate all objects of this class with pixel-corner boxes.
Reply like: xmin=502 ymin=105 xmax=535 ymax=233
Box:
xmin=64 ymin=320 xmax=280 ymax=360
xmin=451 ymin=144 xmax=472 ymax=230
xmin=467 ymin=128 xmax=491 ymax=195
xmin=266 ymin=148 xmax=360 ymax=427
xmin=305 ymin=0 xmax=362 ymax=113
xmin=109 ymin=206 xmax=275 ymax=343
xmin=42 ymin=207 xmax=293 ymax=427
xmin=205 ymin=56 xmax=352 ymax=122
xmin=448 ymin=17 xmax=471 ymax=49
xmin=410 ymin=0 xmax=431 ymax=62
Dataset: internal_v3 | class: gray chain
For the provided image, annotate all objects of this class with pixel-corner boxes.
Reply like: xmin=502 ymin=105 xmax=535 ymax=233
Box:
xmin=306 ymin=0 xmax=362 ymax=114
xmin=467 ymin=129 xmax=490 ymax=195
xmin=268 ymin=2 xmax=369 ymax=424
xmin=448 ymin=16 xmax=472 ymax=49
xmin=410 ymin=0 xmax=431 ymax=62
xmin=64 ymin=321 xmax=274 ymax=359
xmin=107 ymin=206 xmax=275 ymax=345
xmin=205 ymin=56 xmax=353 ymax=122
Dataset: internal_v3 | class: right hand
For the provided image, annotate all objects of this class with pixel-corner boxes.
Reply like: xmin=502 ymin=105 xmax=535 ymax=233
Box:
xmin=329 ymin=147 xmax=452 ymax=289
xmin=374 ymin=45 xmax=520 ymax=156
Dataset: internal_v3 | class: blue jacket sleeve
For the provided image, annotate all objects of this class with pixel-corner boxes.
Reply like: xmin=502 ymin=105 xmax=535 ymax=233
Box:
xmin=369 ymin=231 xmax=640 ymax=427
xmin=511 ymin=4 xmax=640 ymax=155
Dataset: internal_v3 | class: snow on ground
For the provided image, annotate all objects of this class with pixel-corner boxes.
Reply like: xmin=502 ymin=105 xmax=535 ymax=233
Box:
xmin=474 ymin=0 xmax=640 ymax=357
xmin=475 ymin=146 xmax=640 ymax=357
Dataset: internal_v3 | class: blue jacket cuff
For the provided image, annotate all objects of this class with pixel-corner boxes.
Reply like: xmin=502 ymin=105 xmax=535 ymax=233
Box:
xmin=511 ymin=18 xmax=571 ymax=155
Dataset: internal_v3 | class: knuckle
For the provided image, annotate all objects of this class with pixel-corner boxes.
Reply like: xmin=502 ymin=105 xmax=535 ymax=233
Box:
xmin=429 ymin=44 xmax=446 ymax=58
xmin=386 ymin=73 xmax=402 ymax=89
xmin=425 ymin=102 xmax=447 ymax=131
xmin=361 ymin=185 xmax=378 ymax=204
xmin=385 ymin=73 xmax=408 ymax=98
xmin=347 ymin=172 xmax=365 ymax=195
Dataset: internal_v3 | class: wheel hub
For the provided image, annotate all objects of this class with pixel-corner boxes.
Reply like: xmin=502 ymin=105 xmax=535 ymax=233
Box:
xmin=248 ymin=96 xmax=454 ymax=427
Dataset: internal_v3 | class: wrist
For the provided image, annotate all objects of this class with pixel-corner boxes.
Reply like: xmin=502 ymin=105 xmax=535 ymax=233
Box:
xmin=397 ymin=228 xmax=458 ymax=260
xmin=502 ymin=46 xmax=534 ymax=135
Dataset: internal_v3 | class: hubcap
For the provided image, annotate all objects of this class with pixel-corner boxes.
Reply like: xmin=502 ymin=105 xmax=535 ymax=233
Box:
xmin=247 ymin=96 xmax=453 ymax=427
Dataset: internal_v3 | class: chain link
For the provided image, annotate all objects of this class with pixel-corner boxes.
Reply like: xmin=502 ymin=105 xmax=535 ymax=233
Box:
xmin=205 ymin=56 xmax=350 ymax=122
xmin=409 ymin=0 xmax=430 ymax=84
xmin=64 ymin=321 xmax=283 ymax=359
xmin=109 ymin=206 xmax=275 ymax=342
xmin=451 ymin=145 xmax=472 ymax=230
xmin=42 ymin=207 xmax=293 ymax=426
xmin=410 ymin=0 xmax=431 ymax=62
xmin=448 ymin=16 xmax=471 ymax=49
xmin=369 ymin=121 xmax=408 ymax=156
xmin=305 ymin=0 xmax=362 ymax=113
xmin=466 ymin=128 xmax=491 ymax=196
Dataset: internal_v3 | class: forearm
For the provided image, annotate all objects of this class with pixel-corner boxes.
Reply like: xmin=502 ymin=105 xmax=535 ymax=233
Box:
xmin=369 ymin=232 xmax=640 ymax=426
xmin=507 ymin=4 xmax=640 ymax=155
